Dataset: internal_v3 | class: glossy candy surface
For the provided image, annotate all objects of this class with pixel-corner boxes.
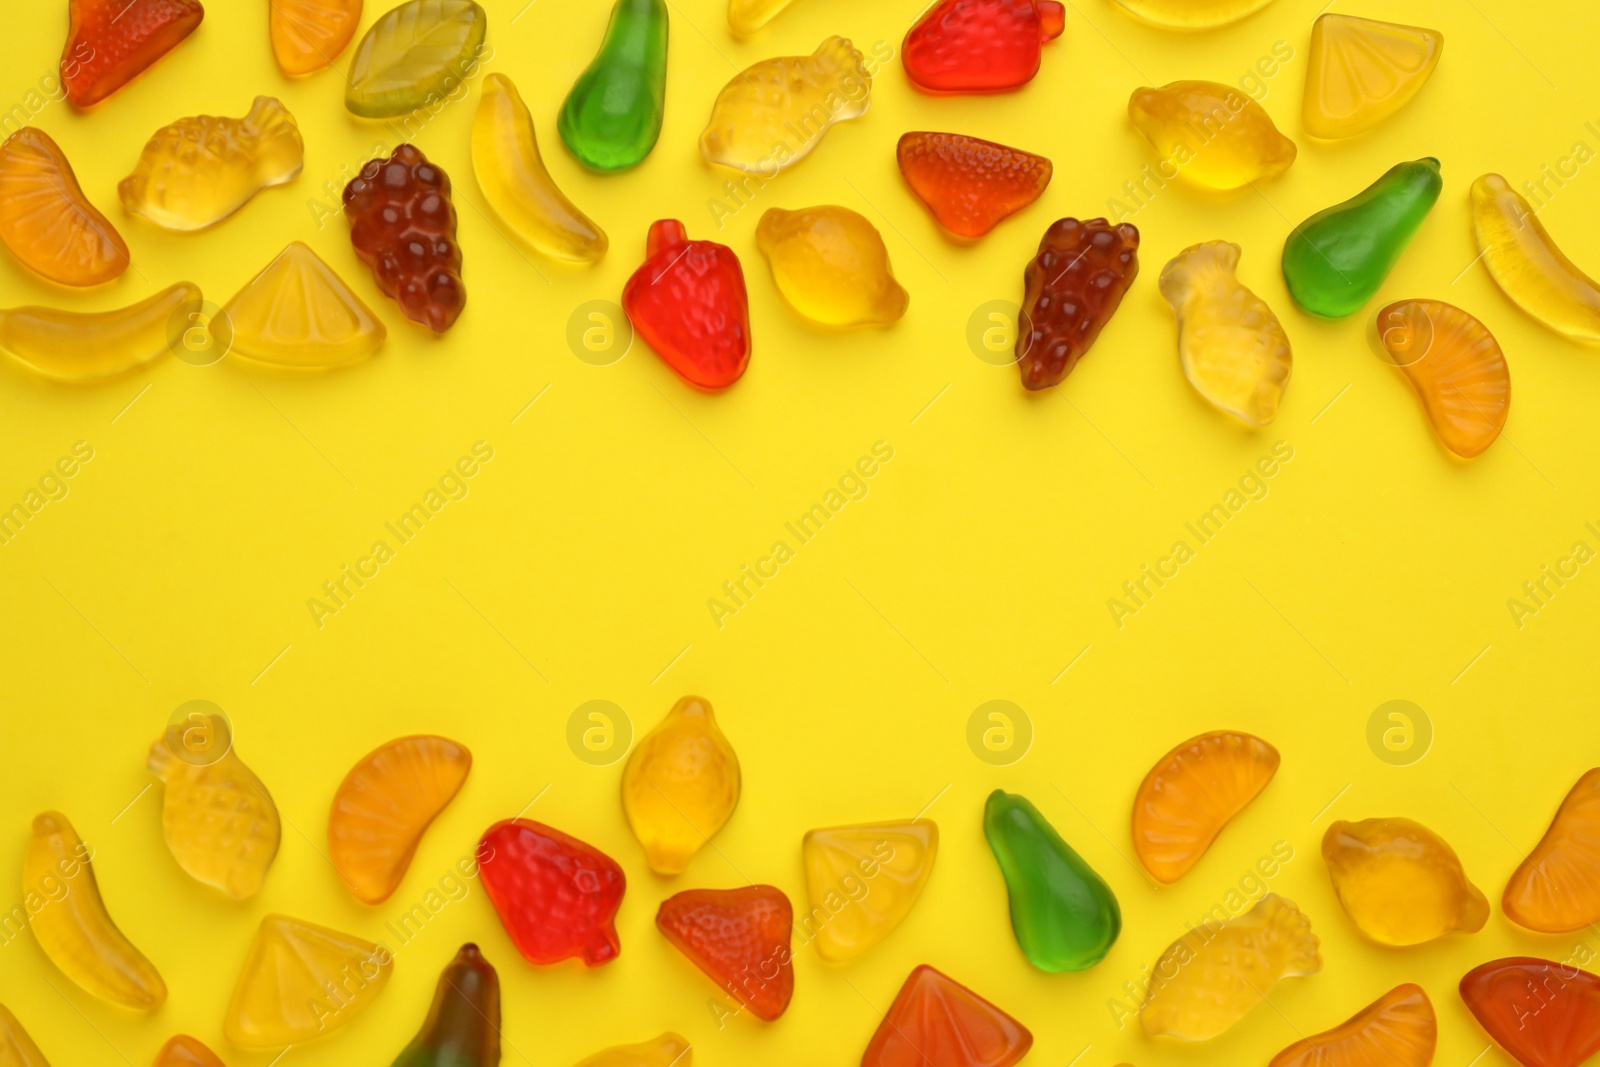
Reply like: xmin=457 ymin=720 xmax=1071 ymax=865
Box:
xmin=623 ymin=222 xmax=751 ymax=389
xmin=1016 ymin=218 xmax=1139 ymax=390
xmin=0 ymin=129 xmax=129 ymax=287
xmin=574 ymin=1033 xmax=691 ymax=1067
xmin=701 ymin=37 xmax=868 ymax=174
xmin=271 ymin=0 xmax=363 ymax=76
xmin=225 ymin=915 xmax=392 ymax=1046
xmin=1323 ymin=816 xmax=1488 ymax=944
xmin=343 ymin=144 xmax=465 ymax=333
xmin=1473 ymin=174 xmax=1600 ymax=343
xmin=153 ymin=1035 xmax=226 ymax=1067
xmin=391 ymin=944 xmax=499 ymax=1067
xmin=559 ymin=0 xmax=667 ymax=171
xmin=60 ymin=0 xmax=204 ymax=108
xmin=0 ymin=284 xmax=198 ymax=381
xmin=1461 ymin=958 xmax=1600 ymax=1067
xmin=622 ymin=695 xmax=740 ymax=874
xmin=0 ymin=1007 xmax=50 ymax=1067
xmin=1111 ymin=0 xmax=1275 ymax=29
xmin=903 ymin=0 xmax=1064 ymax=93
xmin=1132 ymin=730 xmax=1279 ymax=882
xmin=727 ymin=0 xmax=796 ymax=34
xmin=1128 ymin=81 xmax=1296 ymax=190
xmin=756 ymin=206 xmax=908 ymax=327
xmin=1505 ymin=768 xmax=1600 ymax=932
xmin=221 ymin=243 xmax=386 ymax=367
xmin=1376 ymin=299 xmax=1510 ymax=459
xmin=345 ymin=0 xmax=486 ymax=118
xmin=479 ymin=819 xmax=625 ymax=966
xmin=861 ymin=965 xmax=1033 ymax=1067
xmin=802 ymin=820 xmax=937 ymax=961
xmin=1304 ymin=15 xmax=1443 ymax=139
xmin=897 ymin=131 xmax=1050 ymax=238
xmin=656 ymin=886 xmax=793 ymax=1021
xmin=1270 ymin=985 xmax=1436 ymax=1067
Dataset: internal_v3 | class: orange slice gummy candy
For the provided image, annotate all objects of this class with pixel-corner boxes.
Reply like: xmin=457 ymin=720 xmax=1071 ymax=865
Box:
xmin=270 ymin=0 xmax=364 ymax=76
xmin=1376 ymin=299 xmax=1510 ymax=459
xmin=1461 ymin=957 xmax=1600 ymax=1067
xmin=329 ymin=735 xmax=472 ymax=904
xmin=1131 ymin=731 xmax=1279 ymax=883
xmin=1269 ymin=984 xmax=1437 ymax=1067
xmin=0 ymin=129 xmax=128 ymax=287
xmin=153 ymin=1034 xmax=226 ymax=1066
xmin=1504 ymin=768 xmax=1600 ymax=933
xmin=61 ymin=0 xmax=205 ymax=108
xmin=897 ymin=131 xmax=1051 ymax=238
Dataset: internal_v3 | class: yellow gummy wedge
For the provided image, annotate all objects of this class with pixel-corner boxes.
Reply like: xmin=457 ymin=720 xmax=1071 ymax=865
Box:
xmin=220 ymin=242 xmax=386 ymax=366
xmin=1304 ymin=14 xmax=1443 ymax=139
xmin=0 ymin=284 xmax=199 ymax=381
xmin=224 ymin=914 xmax=392 ymax=1047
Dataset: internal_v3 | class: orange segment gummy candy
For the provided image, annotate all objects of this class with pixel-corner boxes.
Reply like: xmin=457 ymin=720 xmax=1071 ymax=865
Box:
xmin=1269 ymin=984 xmax=1437 ymax=1067
xmin=61 ymin=0 xmax=205 ymax=108
xmin=897 ymin=131 xmax=1051 ymax=238
xmin=1504 ymin=768 xmax=1600 ymax=933
xmin=1376 ymin=299 xmax=1510 ymax=459
xmin=861 ymin=964 xmax=1033 ymax=1067
xmin=1132 ymin=731 xmax=1279 ymax=883
xmin=270 ymin=0 xmax=363 ymax=76
xmin=153 ymin=1035 xmax=227 ymax=1067
xmin=0 ymin=129 xmax=129 ymax=287
xmin=1460 ymin=958 xmax=1600 ymax=1067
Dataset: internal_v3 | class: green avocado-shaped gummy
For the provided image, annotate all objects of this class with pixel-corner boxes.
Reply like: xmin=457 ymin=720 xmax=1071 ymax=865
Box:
xmin=392 ymin=944 xmax=500 ymax=1067
xmin=558 ymin=0 xmax=668 ymax=171
xmin=983 ymin=789 xmax=1120 ymax=972
xmin=1281 ymin=157 xmax=1443 ymax=318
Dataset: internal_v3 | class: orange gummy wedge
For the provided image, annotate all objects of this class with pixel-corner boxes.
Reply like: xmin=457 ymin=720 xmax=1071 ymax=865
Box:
xmin=1132 ymin=731 xmax=1280 ymax=882
xmin=1270 ymin=984 xmax=1436 ymax=1067
xmin=0 ymin=129 xmax=129 ymax=286
xmin=269 ymin=0 xmax=363 ymax=77
xmin=1505 ymin=768 xmax=1600 ymax=933
xmin=328 ymin=735 xmax=471 ymax=904
xmin=153 ymin=1034 xmax=226 ymax=1066
xmin=1376 ymin=299 xmax=1510 ymax=459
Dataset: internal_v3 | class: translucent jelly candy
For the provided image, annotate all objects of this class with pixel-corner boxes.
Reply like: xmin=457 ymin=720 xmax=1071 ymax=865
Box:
xmin=271 ymin=0 xmax=363 ymax=76
xmin=1140 ymin=893 xmax=1320 ymax=1040
xmin=622 ymin=695 xmax=740 ymax=875
xmin=1111 ymin=0 xmax=1275 ymax=30
xmin=148 ymin=710 xmax=280 ymax=900
xmin=559 ymin=0 xmax=668 ymax=171
xmin=0 ymin=1006 xmax=50 ymax=1067
xmin=60 ymin=0 xmax=204 ymax=108
xmin=1505 ymin=769 xmax=1600 ymax=932
xmin=478 ymin=819 xmax=625 ymax=966
xmin=656 ymin=886 xmax=794 ymax=1021
xmin=345 ymin=0 xmax=487 ymax=119
xmin=343 ymin=144 xmax=465 ymax=333
xmin=1303 ymin=15 xmax=1443 ymax=140
xmin=0 ymin=283 xmax=198 ymax=381
xmin=119 ymin=96 xmax=303 ymax=232
xmin=224 ymin=915 xmax=392 ymax=1047
xmin=153 ymin=1035 xmax=226 ymax=1067
xmin=1376 ymin=299 xmax=1510 ymax=459
xmin=984 ymin=790 xmax=1120 ymax=972
xmin=1159 ymin=243 xmax=1292 ymax=427
xmin=575 ymin=1033 xmax=691 ymax=1067
xmin=221 ymin=243 xmax=386 ymax=367
xmin=1461 ymin=958 xmax=1600 ymax=1067
xmin=1016 ymin=218 xmax=1139 ymax=390
xmin=896 ymin=131 xmax=1051 ymax=238
xmin=1322 ymin=816 xmax=1487 ymax=944
xmin=903 ymin=0 xmax=1064 ymax=94
xmin=1282 ymin=158 xmax=1441 ymax=318
xmin=701 ymin=38 xmax=869 ymax=174
xmin=0 ymin=129 xmax=129 ymax=287
xmin=623 ymin=221 xmax=751 ymax=389
xmin=1132 ymin=730 xmax=1279 ymax=883
xmin=329 ymin=735 xmax=471 ymax=904
xmin=862 ymin=965 xmax=1032 ymax=1067
xmin=727 ymin=0 xmax=797 ymax=35
xmin=755 ymin=206 xmax=908 ymax=328
xmin=472 ymin=74 xmax=607 ymax=263
xmin=1127 ymin=81 xmax=1296 ymax=190
xmin=802 ymin=820 xmax=937 ymax=961
xmin=391 ymin=944 xmax=499 ymax=1067
xmin=1473 ymin=174 xmax=1600 ymax=343
xmin=1270 ymin=985 xmax=1436 ymax=1067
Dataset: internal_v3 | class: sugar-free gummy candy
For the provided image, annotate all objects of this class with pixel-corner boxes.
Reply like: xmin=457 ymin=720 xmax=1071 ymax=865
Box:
xmin=1376 ymin=299 xmax=1510 ymax=459
xmin=344 ymin=144 xmax=465 ymax=333
xmin=861 ymin=965 xmax=1032 ymax=1067
xmin=701 ymin=38 xmax=869 ymax=175
xmin=391 ymin=944 xmax=499 ymax=1067
xmin=1132 ymin=731 xmax=1279 ymax=883
xmin=1128 ymin=81 xmax=1296 ymax=190
xmin=903 ymin=0 xmax=1063 ymax=94
xmin=1016 ymin=218 xmax=1139 ymax=390
xmin=0 ymin=129 xmax=128 ymax=287
xmin=756 ymin=206 xmax=908 ymax=328
xmin=1323 ymin=816 xmax=1487 ymax=944
xmin=1111 ymin=0 xmax=1274 ymax=29
xmin=559 ymin=0 xmax=668 ymax=171
xmin=1304 ymin=15 xmax=1442 ymax=140
xmin=60 ymin=0 xmax=204 ymax=108
xmin=802 ymin=820 xmax=937 ymax=961
xmin=1461 ymin=958 xmax=1600 ymax=1067
xmin=622 ymin=696 xmax=740 ymax=875
xmin=271 ymin=0 xmax=363 ymax=76
xmin=221 ymin=243 xmax=386 ymax=367
xmin=345 ymin=0 xmax=486 ymax=118
xmin=727 ymin=0 xmax=797 ymax=34
xmin=1505 ymin=768 xmax=1600 ymax=932
xmin=153 ymin=1036 xmax=226 ymax=1066
xmin=225 ymin=915 xmax=392 ymax=1046
xmin=897 ymin=131 xmax=1051 ymax=238
xmin=329 ymin=735 xmax=471 ymax=904
xmin=1473 ymin=175 xmax=1600 ymax=343
xmin=623 ymin=221 xmax=751 ymax=389
xmin=574 ymin=1033 xmax=691 ymax=1067
xmin=0 ymin=283 xmax=199 ymax=380
xmin=0 ymin=1006 xmax=50 ymax=1067
xmin=479 ymin=819 xmax=625 ymax=966
xmin=656 ymin=886 xmax=794 ymax=1021
xmin=1270 ymin=985 xmax=1436 ymax=1067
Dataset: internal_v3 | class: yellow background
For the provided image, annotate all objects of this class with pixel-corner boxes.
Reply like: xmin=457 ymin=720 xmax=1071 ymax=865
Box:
xmin=2 ymin=0 xmax=1600 ymax=1064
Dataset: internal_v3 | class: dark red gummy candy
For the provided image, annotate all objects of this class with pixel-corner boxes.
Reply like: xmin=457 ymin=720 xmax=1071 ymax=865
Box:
xmin=478 ymin=819 xmax=625 ymax=967
xmin=342 ymin=143 xmax=465 ymax=333
xmin=1016 ymin=217 xmax=1139 ymax=391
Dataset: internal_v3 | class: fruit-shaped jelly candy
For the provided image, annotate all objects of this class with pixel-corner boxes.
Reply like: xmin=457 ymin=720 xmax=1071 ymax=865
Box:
xmin=343 ymin=144 xmax=465 ymax=333
xmin=755 ymin=206 xmax=909 ymax=328
xmin=1322 ymin=816 xmax=1487 ymax=945
xmin=271 ymin=0 xmax=363 ymax=76
xmin=1111 ymin=0 xmax=1274 ymax=30
xmin=727 ymin=0 xmax=797 ymax=34
xmin=221 ymin=243 xmax=386 ymax=367
xmin=1141 ymin=893 xmax=1319 ymax=1040
xmin=1269 ymin=984 xmax=1436 ymax=1067
xmin=1303 ymin=15 xmax=1443 ymax=140
xmin=574 ymin=1034 xmax=691 ymax=1067
xmin=0 ymin=129 xmax=129 ymax=287
xmin=345 ymin=0 xmax=487 ymax=118
xmin=984 ymin=790 xmax=1119 ymax=972
xmin=622 ymin=696 xmax=740 ymax=875
xmin=473 ymin=74 xmax=607 ymax=263
xmin=224 ymin=915 xmax=392 ymax=1046
xmin=656 ymin=886 xmax=793 ymax=1021
xmin=60 ymin=0 xmax=204 ymax=108
xmin=391 ymin=944 xmax=499 ymax=1067
xmin=1016 ymin=218 xmax=1139 ymax=390
xmin=119 ymin=97 xmax=303 ymax=232
xmin=1282 ymin=158 xmax=1441 ymax=318
xmin=0 ymin=1006 xmax=50 ymax=1067
xmin=479 ymin=819 xmax=625 ymax=966
xmin=902 ymin=0 xmax=1064 ymax=94
xmin=0 ymin=283 xmax=198 ymax=381
xmin=1462 ymin=958 xmax=1600 ymax=1067
xmin=623 ymin=221 xmax=751 ymax=389
xmin=862 ymin=965 xmax=1032 ymax=1067
xmin=1473 ymin=174 xmax=1600 ymax=343
xmin=1132 ymin=730 xmax=1278 ymax=883
xmin=148 ymin=710 xmax=280 ymax=900
xmin=559 ymin=0 xmax=668 ymax=171
xmin=153 ymin=1035 xmax=226 ymax=1067
xmin=1128 ymin=81 xmax=1296 ymax=191
xmin=329 ymin=736 xmax=471 ymax=904
xmin=701 ymin=38 xmax=869 ymax=174
xmin=802 ymin=820 xmax=937 ymax=961
xmin=1505 ymin=769 xmax=1600 ymax=932
xmin=1376 ymin=299 xmax=1510 ymax=459
xmin=897 ymin=131 xmax=1051 ymax=239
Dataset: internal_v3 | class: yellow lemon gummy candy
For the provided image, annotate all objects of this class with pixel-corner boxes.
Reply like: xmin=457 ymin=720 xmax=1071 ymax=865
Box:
xmin=1112 ymin=0 xmax=1276 ymax=30
xmin=622 ymin=696 xmax=740 ymax=876
xmin=225 ymin=915 xmax=392 ymax=1047
xmin=1128 ymin=81 xmax=1295 ymax=190
xmin=755 ymin=206 xmax=909 ymax=328
xmin=727 ymin=0 xmax=798 ymax=35
xmin=1140 ymin=893 xmax=1320 ymax=1040
xmin=220 ymin=242 xmax=386 ymax=367
xmin=574 ymin=1032 xmax=692 ymax=1067
xmin=701 ymin=37 xmax=869 ymax=175
xmin=1322 ymin=817 xmax=1488 ymax=946
xmin=803 ymin=820 xmax=938 ymax=961
xmin=472 ymin=73 xmax=607 ymax=263
xmin=0 ymin=1004 xmax=51 ymax=1067
xmin=119 ymin=96 xmax=304 ymax=232
xmin=1472 ymin=174 xmax=1600 ymax=343
xmin=1303 ymin=14 xmax=1442 ymax=140
xmin=0 ymin=283 xmax=199 ymax=381
xmin=1158 ymin=241 xmax=1291 ymax=426
xmin=26 ymin=812 xmax=166 ymax=1010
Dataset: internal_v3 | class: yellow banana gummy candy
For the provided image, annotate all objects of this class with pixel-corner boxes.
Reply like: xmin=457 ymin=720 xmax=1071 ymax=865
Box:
xmin=1158 ymin=241 xmax=1291 ymax=426
xmin=1472 ymin=174 xmax=1600 ymax=343
xmin=1303 ymin=14 xmax=1443 ymax=140
xmin=1322 ymin=817 xmax=1488 ymax=945
xmin=574 ymin=1033 xmax=692 ymax=1067
xmin=26 ymin=812 xmax=166 ymax=1010
xmin=0 ymin=1005 xmax=51 ymax=1067
xmin=700 ymin=37 xmax=869 ymax=175
xmin=1128 ymin=81 xmax=1295 ymax=190
xmin=1141 ymin=893 xmax=1320 ymax=1040
xmin=803 ymin=820 xmax=938 ymax=961
xmin=755 ymin=206 xmax=909 ymax=328
xmin=622 ymin=696 xmax=740 ymax=876
xmin=148 ymin=709 xmax=280 ymax=900
xmin=220 ymin=243 xmax=386 ymax=367
xmin=727 ymin=0 xmax=797 ymax=35
xmin=224 ymin=915 xmax=392 ymax=1047
xmin=472 ymin=73 xmax=607 ymax=263
xmin=0 ymin=283 xmax=198 ymax=381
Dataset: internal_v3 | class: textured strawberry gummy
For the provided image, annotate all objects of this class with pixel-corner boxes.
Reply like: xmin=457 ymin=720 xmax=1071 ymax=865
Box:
xmin=897 ymin=131 xmax=1052 ymax=238
xmin=61 ymin=0 xmax=205 ymax=108
xmin=902 ymin=0 xmax=1065 ymax=94
xmin=342 ymin=144 xmax=466 ymax=333
xmin=656 ymin=885 xmax=793 ymax=1021
xmin=478 ymin=820 xmax=625 ymax=967
xmin=622 ymin=220 xmax=751 ymax=389
xmin=1016 ymin=218 xmax=1139 ymax=391
xmin=1460 ymin=958 xmax=1600 ymax=1067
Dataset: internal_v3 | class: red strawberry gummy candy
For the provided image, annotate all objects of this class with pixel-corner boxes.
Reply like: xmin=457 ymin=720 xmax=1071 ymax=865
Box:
xmin=478 ymin=819 xmax=625 ymax=967
xmin=656 ymin=885 xmax=793 ymax=1021
xmin=903 ymin=0 xmax=1064 ymax=94
xmin=622 ymin=220 xmax=751 ymax=390
xmin=1460 ymin=957 xmax=1600 ymax=1067
xmin=61 ymin=0 xmax=205 ymax=108
xmin=343 ymin=144 xmax=466 ymax=333
xmin=1017 ymin=217 xmax=1139 ymax=391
